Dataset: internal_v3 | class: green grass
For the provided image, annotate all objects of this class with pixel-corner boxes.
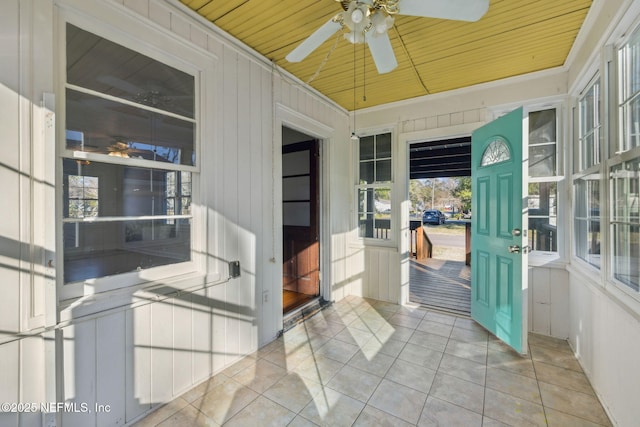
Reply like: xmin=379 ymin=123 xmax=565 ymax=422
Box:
xmin=423 ymin=223 xmax=465 ymax=234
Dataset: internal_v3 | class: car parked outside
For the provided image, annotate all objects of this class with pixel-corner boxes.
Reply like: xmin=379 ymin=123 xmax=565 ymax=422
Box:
xmin=422 ymin=209 xmax=446 ymax=225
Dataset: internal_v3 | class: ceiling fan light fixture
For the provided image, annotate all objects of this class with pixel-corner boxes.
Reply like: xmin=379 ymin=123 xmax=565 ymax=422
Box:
xmin=351 ymin=8 xmax=365 ymax=24
xmin=371 ymin=12 xmax=394 ymax=34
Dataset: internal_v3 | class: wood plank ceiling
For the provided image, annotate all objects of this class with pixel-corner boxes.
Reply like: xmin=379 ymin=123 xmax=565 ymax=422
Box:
xmin=180 ymin=0 xmax=593 ymax=111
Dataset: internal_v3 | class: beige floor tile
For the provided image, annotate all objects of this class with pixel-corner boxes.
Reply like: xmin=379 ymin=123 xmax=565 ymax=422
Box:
xmin=416 ymin=319 xmax=453 ymax=337
xmin=398 ymin=342 xmax=443 ymax=370
xmin=424 ymin=311 xmax=457 ymax=326
xmin=487 ymin=348 xmax=536 ymax=379
xmin=486 ymin=367 xmax=541 ymax=404
xmin=372 ymin=300 xmax=402 ymax=312
xmin=418 ymin=396 xmax=483 ymax=427
xmin=445 ymin=338 xmax=488 ymax=364
xmin=539 ymin=381 xmax=611 ymax=426
xmin=224 ymin=396 xmax=295 ymax=427
xmin=482 ymin=416 xmax=511 ymax=426
xmin=483 ymin=388 xmax=547 ymax=427
xmin=262 ymin=373 xmax=324 ymax=413
xmin=449 ymin=326 xmax=489 ymax=347
xmin=438 ymin=353 xmax=486 ymax=386
xmin=348 ymin=316 xmax=386 ymax=334
xmin=528 ymin=333 xmax=573 ymax=354
xmin=347 ymin=348 xmax=395 ymax=377
xmin=326 ymin=364 xmax=382 ymax=403
xmin=530 ymin=344 xmax=583 ymax=372
xmin=368 ymin=379 xmax=428 ymax=424
xmin=388 ymin=313 xmax=422 ymax=329
xmin=304 ymin=319 xmax=346 ymax=338
xmin=353 ymin=405 xmax=414 ymax=427
xmin=396 ymin=305 xmax=428 ymax=319
xmin=385 ymin=359 xmax=436 ymax=393
xmin=300 ymin=387 xmax=365 ymax=427
xmin=334 ymin=327 xmax=374 ymax=347
xmin=294 ymin=353 xmax=343 ymax=385
xmin=179 ymin=374 xmax=229 ymax=403
xmin=545 ymin=407 xmax=609 ymax=427
xmin=375 ymin=323 xmax=416 ymax=342
xmin=192 ymin=379 xmax=259 ymax=425
xmin=221 ymin=354 xmax=258 ymax=377
xmin=288 ymin=415 xmax=319 ymax=426
xmin=132 ymin=397 xmax=190 ymax=426
xmin=156 ymin=404 xmax=219 ymax=427
xmin=232 ymin=359 xmax=288 ymax=394
xmin=429 ymin=372 xmax=485 ymax=414
xmin=262 ymin=345 xmax=315 ymax=372
xmin=454 ymin=317 xmax=486 ymax=333
xmin=408 ymin=330 xmax=449 ymax=352
xmin=315 ymin=339 xmax=360 ymax=364
xmin=534 ymin=360 xmax=595 ymax=396
xmin=361 ymin=337 xmax=406 ymax=358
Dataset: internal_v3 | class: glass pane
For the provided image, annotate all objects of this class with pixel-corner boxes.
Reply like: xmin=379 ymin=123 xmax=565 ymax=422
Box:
xmin=63 ymin=159 xmax=191 ymax=218
xmin=359 ymin=136 xmax=374 ymax=161
xmin=282 ymin=151 xmax=309 ymax=176
xmin=66 ymin=24 xmax=194 ymax=118
xmin=283 ymin=176 xmax=310 ymax=201
xmin=66 ymin=89 xmax=195 ymax=166
xmin=64 ymin=218 xmax=191 ymax=283
xmin=622 ymin=96 xmax=640 ymax=151
xmin=358 ymin=188 xmax=391 ymax=240
xmin=528 ymin=182 xmax=558 ymax=252
xmin=481 ymin=137 xmax=510 ymax=166
xmin=376 ymin=159 xmax=392 ymax=182
xmin=376 ymin=133 xmax=392 ymax=158
xmin=283 ymin=202 xmax=310 ymax=226
xmin=360 ymin=161 xmax=374 ymax=184
xmin=574 ymin=177 xmax=601 ymax=268
xmin=529 ymin=109 xmax=556 ymax=145
xmin=610 ymin=158 xmax=640 ymax=291
xmin=529 ymin=145 xmax=556 ymax=177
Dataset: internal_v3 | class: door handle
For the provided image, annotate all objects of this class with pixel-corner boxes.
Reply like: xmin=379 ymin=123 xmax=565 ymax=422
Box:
xmin=508 ymin=245 xmax=531 ymax=254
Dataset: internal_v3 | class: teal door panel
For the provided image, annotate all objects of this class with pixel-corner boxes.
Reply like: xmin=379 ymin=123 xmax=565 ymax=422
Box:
xmin=471 ymin=107 xmax=528 ymax=354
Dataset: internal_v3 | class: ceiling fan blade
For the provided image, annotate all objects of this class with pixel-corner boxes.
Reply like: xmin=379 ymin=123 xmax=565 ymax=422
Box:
xmin=399 ymin=0 xmax=489 ymax=22
xmin=366 ymin=31 xmax=398 ymax=74
xmin=286 ymin=18 xmax=342 ymax=63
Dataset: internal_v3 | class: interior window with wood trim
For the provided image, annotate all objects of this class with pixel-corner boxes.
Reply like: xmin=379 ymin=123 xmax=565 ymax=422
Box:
xmin=61 ymin=23 xmax=197 ymax=292
xmin=357 ymin=132 xmax=392 ymax=240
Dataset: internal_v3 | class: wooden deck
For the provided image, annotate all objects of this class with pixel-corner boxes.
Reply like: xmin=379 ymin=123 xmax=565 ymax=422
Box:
xmin=410 ymin=258 xmax=471 ymax=315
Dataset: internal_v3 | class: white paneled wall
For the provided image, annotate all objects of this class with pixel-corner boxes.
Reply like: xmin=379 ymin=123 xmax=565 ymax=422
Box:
xmin=0 ymin=0 xmax=351 ymax=425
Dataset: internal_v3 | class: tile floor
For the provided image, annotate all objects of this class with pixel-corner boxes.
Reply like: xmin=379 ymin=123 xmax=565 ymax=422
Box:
xmin=134 ymin=296 xmax=611 ymax=427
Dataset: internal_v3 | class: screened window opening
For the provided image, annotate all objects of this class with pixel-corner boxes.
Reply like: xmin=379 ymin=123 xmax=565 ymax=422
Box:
xmin=358 ymin=133 xmax=392 ymax=240
xmin=62 ymin=23 xmax=196 ymax=286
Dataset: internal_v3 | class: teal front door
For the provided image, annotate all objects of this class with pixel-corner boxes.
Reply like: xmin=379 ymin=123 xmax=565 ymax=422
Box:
xmin=471 ymin=107 xmax=529 ymax=354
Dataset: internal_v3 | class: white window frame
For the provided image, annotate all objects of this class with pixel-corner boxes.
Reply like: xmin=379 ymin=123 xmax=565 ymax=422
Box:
xmin=572 ymin=74 xmax=604 ymax=272
xmin=355 ymin=129 xmax=396 ymax=247
xmin=606 ymin=23 xmax=640 ymax=301
xmin=56 ymin=6 xmax=211 ymax=303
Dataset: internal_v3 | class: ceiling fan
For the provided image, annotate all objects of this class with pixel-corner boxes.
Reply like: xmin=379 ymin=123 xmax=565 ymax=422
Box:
xmin=286 ymin=0 xmax=490 ymax=74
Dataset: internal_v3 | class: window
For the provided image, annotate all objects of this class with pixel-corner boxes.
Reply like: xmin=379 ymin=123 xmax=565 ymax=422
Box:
xmin=528 ymin=108 xmax=560 ymax=252
xmin=573 ymin=77 xmax=602 ymax=268
xmin=357 ymin=132 xmax=392 ymax=240
xmin=61 ymin=23 xmax=197 ymax=288
xmin=609 ymin=28 xmax=640 ymax=293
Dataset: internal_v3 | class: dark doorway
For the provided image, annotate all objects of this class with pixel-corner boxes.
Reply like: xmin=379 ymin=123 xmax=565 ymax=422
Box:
xmin=282 ymin=138 xmax=320 ymax=314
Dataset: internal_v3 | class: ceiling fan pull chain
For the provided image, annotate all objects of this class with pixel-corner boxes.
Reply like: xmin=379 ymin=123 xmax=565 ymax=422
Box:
xmin=363 ymin=41 xmax=367 ymax=102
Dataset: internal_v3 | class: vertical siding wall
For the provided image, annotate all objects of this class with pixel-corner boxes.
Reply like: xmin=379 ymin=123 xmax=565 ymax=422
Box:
xmin=0 ymin=0 xmax=351 ymax=426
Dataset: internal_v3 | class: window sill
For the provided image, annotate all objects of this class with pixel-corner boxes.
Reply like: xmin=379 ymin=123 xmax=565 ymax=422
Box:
xmin=528 ymin=251 xmax=566 ymax=268
xmin=58 ymin=270 xmax=220 ymax=322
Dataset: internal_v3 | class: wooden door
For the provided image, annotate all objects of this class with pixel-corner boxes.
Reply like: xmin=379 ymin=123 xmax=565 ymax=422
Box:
xmin=282 ymin=140 xmax=319 ymax=312
xmin=471 ymin=107 xmax=529 ymax=354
